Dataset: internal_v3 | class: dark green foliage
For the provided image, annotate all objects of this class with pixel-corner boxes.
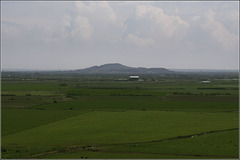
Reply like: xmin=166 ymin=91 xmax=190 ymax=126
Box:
xmin=59 ymin=83 xmax=68 ymax=86
xmin=1 ymin=148 xmax=7 ymax=152
xmin=1 ymin=94 xmax=16 ymax=96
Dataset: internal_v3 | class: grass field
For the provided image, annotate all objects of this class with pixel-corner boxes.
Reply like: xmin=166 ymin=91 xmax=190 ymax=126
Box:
xmin=1 ymin=73 xmax=239 ymax=159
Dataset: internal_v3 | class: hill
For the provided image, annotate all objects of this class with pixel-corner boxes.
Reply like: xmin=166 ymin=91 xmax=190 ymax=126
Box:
xmin=73 ymin=63 xmax=173 ymax=74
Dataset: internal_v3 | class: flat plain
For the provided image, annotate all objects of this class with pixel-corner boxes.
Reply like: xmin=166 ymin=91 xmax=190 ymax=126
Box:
xmin=1 ymin=72 xmax=239 ymax=159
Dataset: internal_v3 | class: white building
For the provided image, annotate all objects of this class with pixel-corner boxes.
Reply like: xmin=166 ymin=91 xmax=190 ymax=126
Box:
xmin=129 ymin=76 xmax=139 ymax=81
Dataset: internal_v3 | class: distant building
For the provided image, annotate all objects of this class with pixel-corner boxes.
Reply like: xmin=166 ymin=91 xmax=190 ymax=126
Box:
xmin=129 ymin=76 xmax=139 ymax=81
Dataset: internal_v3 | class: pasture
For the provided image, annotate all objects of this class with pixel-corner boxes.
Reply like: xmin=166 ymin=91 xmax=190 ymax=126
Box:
xmin=1 ymin=73 xmax=239 ymax=159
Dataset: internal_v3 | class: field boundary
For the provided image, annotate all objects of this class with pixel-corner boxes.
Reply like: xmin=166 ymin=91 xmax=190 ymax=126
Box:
xmin=31 ymin=127 xmax=239 ymax=158
xmin=96 ymin=127 xmax=239 ymax=147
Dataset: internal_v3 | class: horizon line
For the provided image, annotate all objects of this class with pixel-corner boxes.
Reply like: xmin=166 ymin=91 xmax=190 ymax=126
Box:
xmin=1 ymin=68 xmax=239 ymax=72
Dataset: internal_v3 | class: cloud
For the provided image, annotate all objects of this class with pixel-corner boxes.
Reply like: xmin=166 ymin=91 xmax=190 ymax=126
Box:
xmin=134 ymin=4 xmax=189 ymax=39
xmin=2 ymin=21 xmax=25 ymax=38
xmin=74 ymin=1 xmax=116 ymax=27
xmin=201 ymin=9 xmax=238 ymax=50
xmin=1 ymin=2 xmax=238 ymax=70
xmin=2 ymin=2 xmax=119 ymax=44
xmin=63 ymin=15 xmax=93 ymax=41
xmin=71 ymin=16 xmax=92 ymax=40
xmin=66 ymin=1 xmax=126 ymax=45
xmin=122 ymin=4 xmax=190 ymax=50
xmin=126 ymin=34 xmax=155 ymax=47
xmin=121 ymin=4 xmax=191 ymax=51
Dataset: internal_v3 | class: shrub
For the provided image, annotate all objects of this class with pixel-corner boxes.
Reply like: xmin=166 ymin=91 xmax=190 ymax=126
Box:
xmin=59 ymin=83 xmax=68 ymax=86
xmin=1 ymin=148 xmax=6 ymax=152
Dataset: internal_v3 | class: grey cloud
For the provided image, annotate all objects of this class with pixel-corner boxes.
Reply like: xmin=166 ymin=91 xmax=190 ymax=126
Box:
xmin=1 ymin=1 xmax=239 ymax=70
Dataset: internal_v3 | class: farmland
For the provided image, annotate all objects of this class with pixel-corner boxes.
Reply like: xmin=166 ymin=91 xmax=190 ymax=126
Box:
xmin=1 ymin=72 xmax=239 ymax=159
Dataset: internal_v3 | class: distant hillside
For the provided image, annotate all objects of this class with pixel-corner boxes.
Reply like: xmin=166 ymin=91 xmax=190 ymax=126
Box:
xmin=73 ymin=63 xmax=173 ymax=74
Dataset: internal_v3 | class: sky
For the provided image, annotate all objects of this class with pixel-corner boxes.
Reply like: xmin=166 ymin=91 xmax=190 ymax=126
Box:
xmin=1 ymin=1 xmax=239 ymax=70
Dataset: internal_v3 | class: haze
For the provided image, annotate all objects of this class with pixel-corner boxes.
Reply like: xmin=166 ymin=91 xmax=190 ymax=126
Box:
xmin=1 ymin=1 xmax=239 ymax=70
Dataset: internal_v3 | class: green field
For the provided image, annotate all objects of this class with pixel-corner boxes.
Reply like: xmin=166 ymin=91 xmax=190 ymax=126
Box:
xmin=1 ymin=73 xmax=239 ymax=159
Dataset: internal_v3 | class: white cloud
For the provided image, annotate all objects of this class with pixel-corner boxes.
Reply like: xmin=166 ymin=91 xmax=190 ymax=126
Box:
xmin=122 ymin=4 xmax=190 ymax=51
xmin=73 ymin=16 xmax=92 ymax=40
xmin=135 ymin=4 xmax=189 ymax=39
xmin=69 ymin=1 xmax=127 ymax=45
xmin=75 ymin=1 xmax=116 ymax=25
xmin=201 ymin=9 xmax=238 ymax=50
xmin=64 ymin=15 xmax=93 ymax=41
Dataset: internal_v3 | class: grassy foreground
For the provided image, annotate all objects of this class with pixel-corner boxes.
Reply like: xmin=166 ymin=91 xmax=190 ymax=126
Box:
xmin=1 ymin=73 xmax=239 ymax=159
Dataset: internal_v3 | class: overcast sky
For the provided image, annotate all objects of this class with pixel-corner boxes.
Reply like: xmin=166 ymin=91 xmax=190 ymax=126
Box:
xmin=1 ymin=1 xmax=239 ymax=70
